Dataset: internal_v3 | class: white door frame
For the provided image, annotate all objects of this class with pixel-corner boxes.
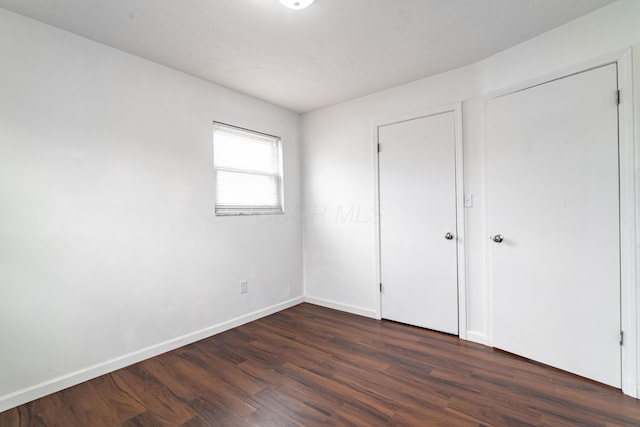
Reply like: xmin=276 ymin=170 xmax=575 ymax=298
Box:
xmin=372 ymin=103 xmax=467 ymax=339
xmin=483 ymin=48 xmax=637 ymax=397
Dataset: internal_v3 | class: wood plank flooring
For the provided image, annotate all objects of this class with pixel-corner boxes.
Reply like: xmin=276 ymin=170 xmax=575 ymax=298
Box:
xmin=2 ymin=303 xmax=640 ymax=426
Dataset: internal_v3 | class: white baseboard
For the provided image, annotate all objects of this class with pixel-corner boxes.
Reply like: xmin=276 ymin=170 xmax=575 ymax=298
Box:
xmin=624 ymin=381 xmax=639 ymax=399
xmin=305 ymin=297 xmax=488 ymax=347
xmin=465 ymin=331 xmax=488 ymax=346
xmin=0 ymin=296 xmax=304 ymax=413
xmin=304 ymin=295 xmax=378 ymax=319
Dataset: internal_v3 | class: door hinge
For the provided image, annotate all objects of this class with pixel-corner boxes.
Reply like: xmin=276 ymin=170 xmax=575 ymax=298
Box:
xmin=617 ymin=90 xmax=621 ymax=105
xmin=377 ymin=143 xmax=381 ymax=153
xmin=619 ymin=331 xmax=624 ymax=346
xmin=379 ymin=283 xmax=383 ymax=293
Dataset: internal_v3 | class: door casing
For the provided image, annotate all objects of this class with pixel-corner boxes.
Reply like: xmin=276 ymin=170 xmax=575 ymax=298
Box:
xmin=483 ymin=48 xmax=637 ymax=397
xmin=373 ymin=103 xmax=467 ymax=340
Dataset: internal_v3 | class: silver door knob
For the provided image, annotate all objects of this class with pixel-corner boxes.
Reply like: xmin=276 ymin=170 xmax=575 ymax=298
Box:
xmin=444 ymin=232 xmax=454 ymax=240
xmin=491 ymin=234 xmax=504 ymax=243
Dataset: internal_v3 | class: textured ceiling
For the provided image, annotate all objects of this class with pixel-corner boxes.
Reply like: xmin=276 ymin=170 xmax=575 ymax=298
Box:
xmin=0 ymin=0 xmax=617 ymax=113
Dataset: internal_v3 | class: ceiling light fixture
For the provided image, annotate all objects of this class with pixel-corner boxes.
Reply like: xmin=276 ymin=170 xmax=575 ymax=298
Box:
xmin=279 ymin=0 xmax=314 ymax=10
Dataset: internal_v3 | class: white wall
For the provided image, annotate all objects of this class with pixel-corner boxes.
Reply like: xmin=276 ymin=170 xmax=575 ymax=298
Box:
xmin=2 ymin=0 xmax=640 ymax=413
xmin=302 ymin=0 xmax=640 ymax=347
xmin=301 ymin=66 xmax=478 ymax=319
xmin=0 ymin=9 xmax=303 ymax=411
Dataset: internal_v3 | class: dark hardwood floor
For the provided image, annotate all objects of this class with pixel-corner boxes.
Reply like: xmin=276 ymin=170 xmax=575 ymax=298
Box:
xmin=2 ymin=303 xmax=640 ymax=426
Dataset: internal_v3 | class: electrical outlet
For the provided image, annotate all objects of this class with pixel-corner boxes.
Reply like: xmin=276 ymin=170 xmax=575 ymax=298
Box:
xmin=240 ymin=280 xmax=248 ymax=294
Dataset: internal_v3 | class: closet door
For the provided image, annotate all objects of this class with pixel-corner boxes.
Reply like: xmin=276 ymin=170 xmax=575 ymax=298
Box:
xmin=487 ymin=64 xmax=621 ymax=387
xmin=379 ymin=111 xmax=458 ymax=334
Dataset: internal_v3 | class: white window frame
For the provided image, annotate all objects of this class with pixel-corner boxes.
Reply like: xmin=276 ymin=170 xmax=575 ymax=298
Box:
xmin=213 ymin=122 xmax=284 ymax=216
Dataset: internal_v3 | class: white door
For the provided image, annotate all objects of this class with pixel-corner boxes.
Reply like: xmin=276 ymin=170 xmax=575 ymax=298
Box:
xmin=379 ymin=111 xmax=459 ymax=334
xmin=487 ymin=64 xmax=621 ymax=387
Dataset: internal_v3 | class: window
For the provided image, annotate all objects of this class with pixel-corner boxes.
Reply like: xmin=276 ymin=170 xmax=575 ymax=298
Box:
xmin=213 ymin=122 xmax=284 ymax=215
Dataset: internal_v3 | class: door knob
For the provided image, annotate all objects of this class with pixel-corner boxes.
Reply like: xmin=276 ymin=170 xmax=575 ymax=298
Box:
xmin=444 ymin=232 xmax=454 ymax=240
xmin=491 ymin=234 xmax=504 ymax=243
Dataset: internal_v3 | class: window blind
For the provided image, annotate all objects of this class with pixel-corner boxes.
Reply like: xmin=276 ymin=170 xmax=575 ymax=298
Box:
xmin=213 ymin=122 xmax=283 ymax=215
